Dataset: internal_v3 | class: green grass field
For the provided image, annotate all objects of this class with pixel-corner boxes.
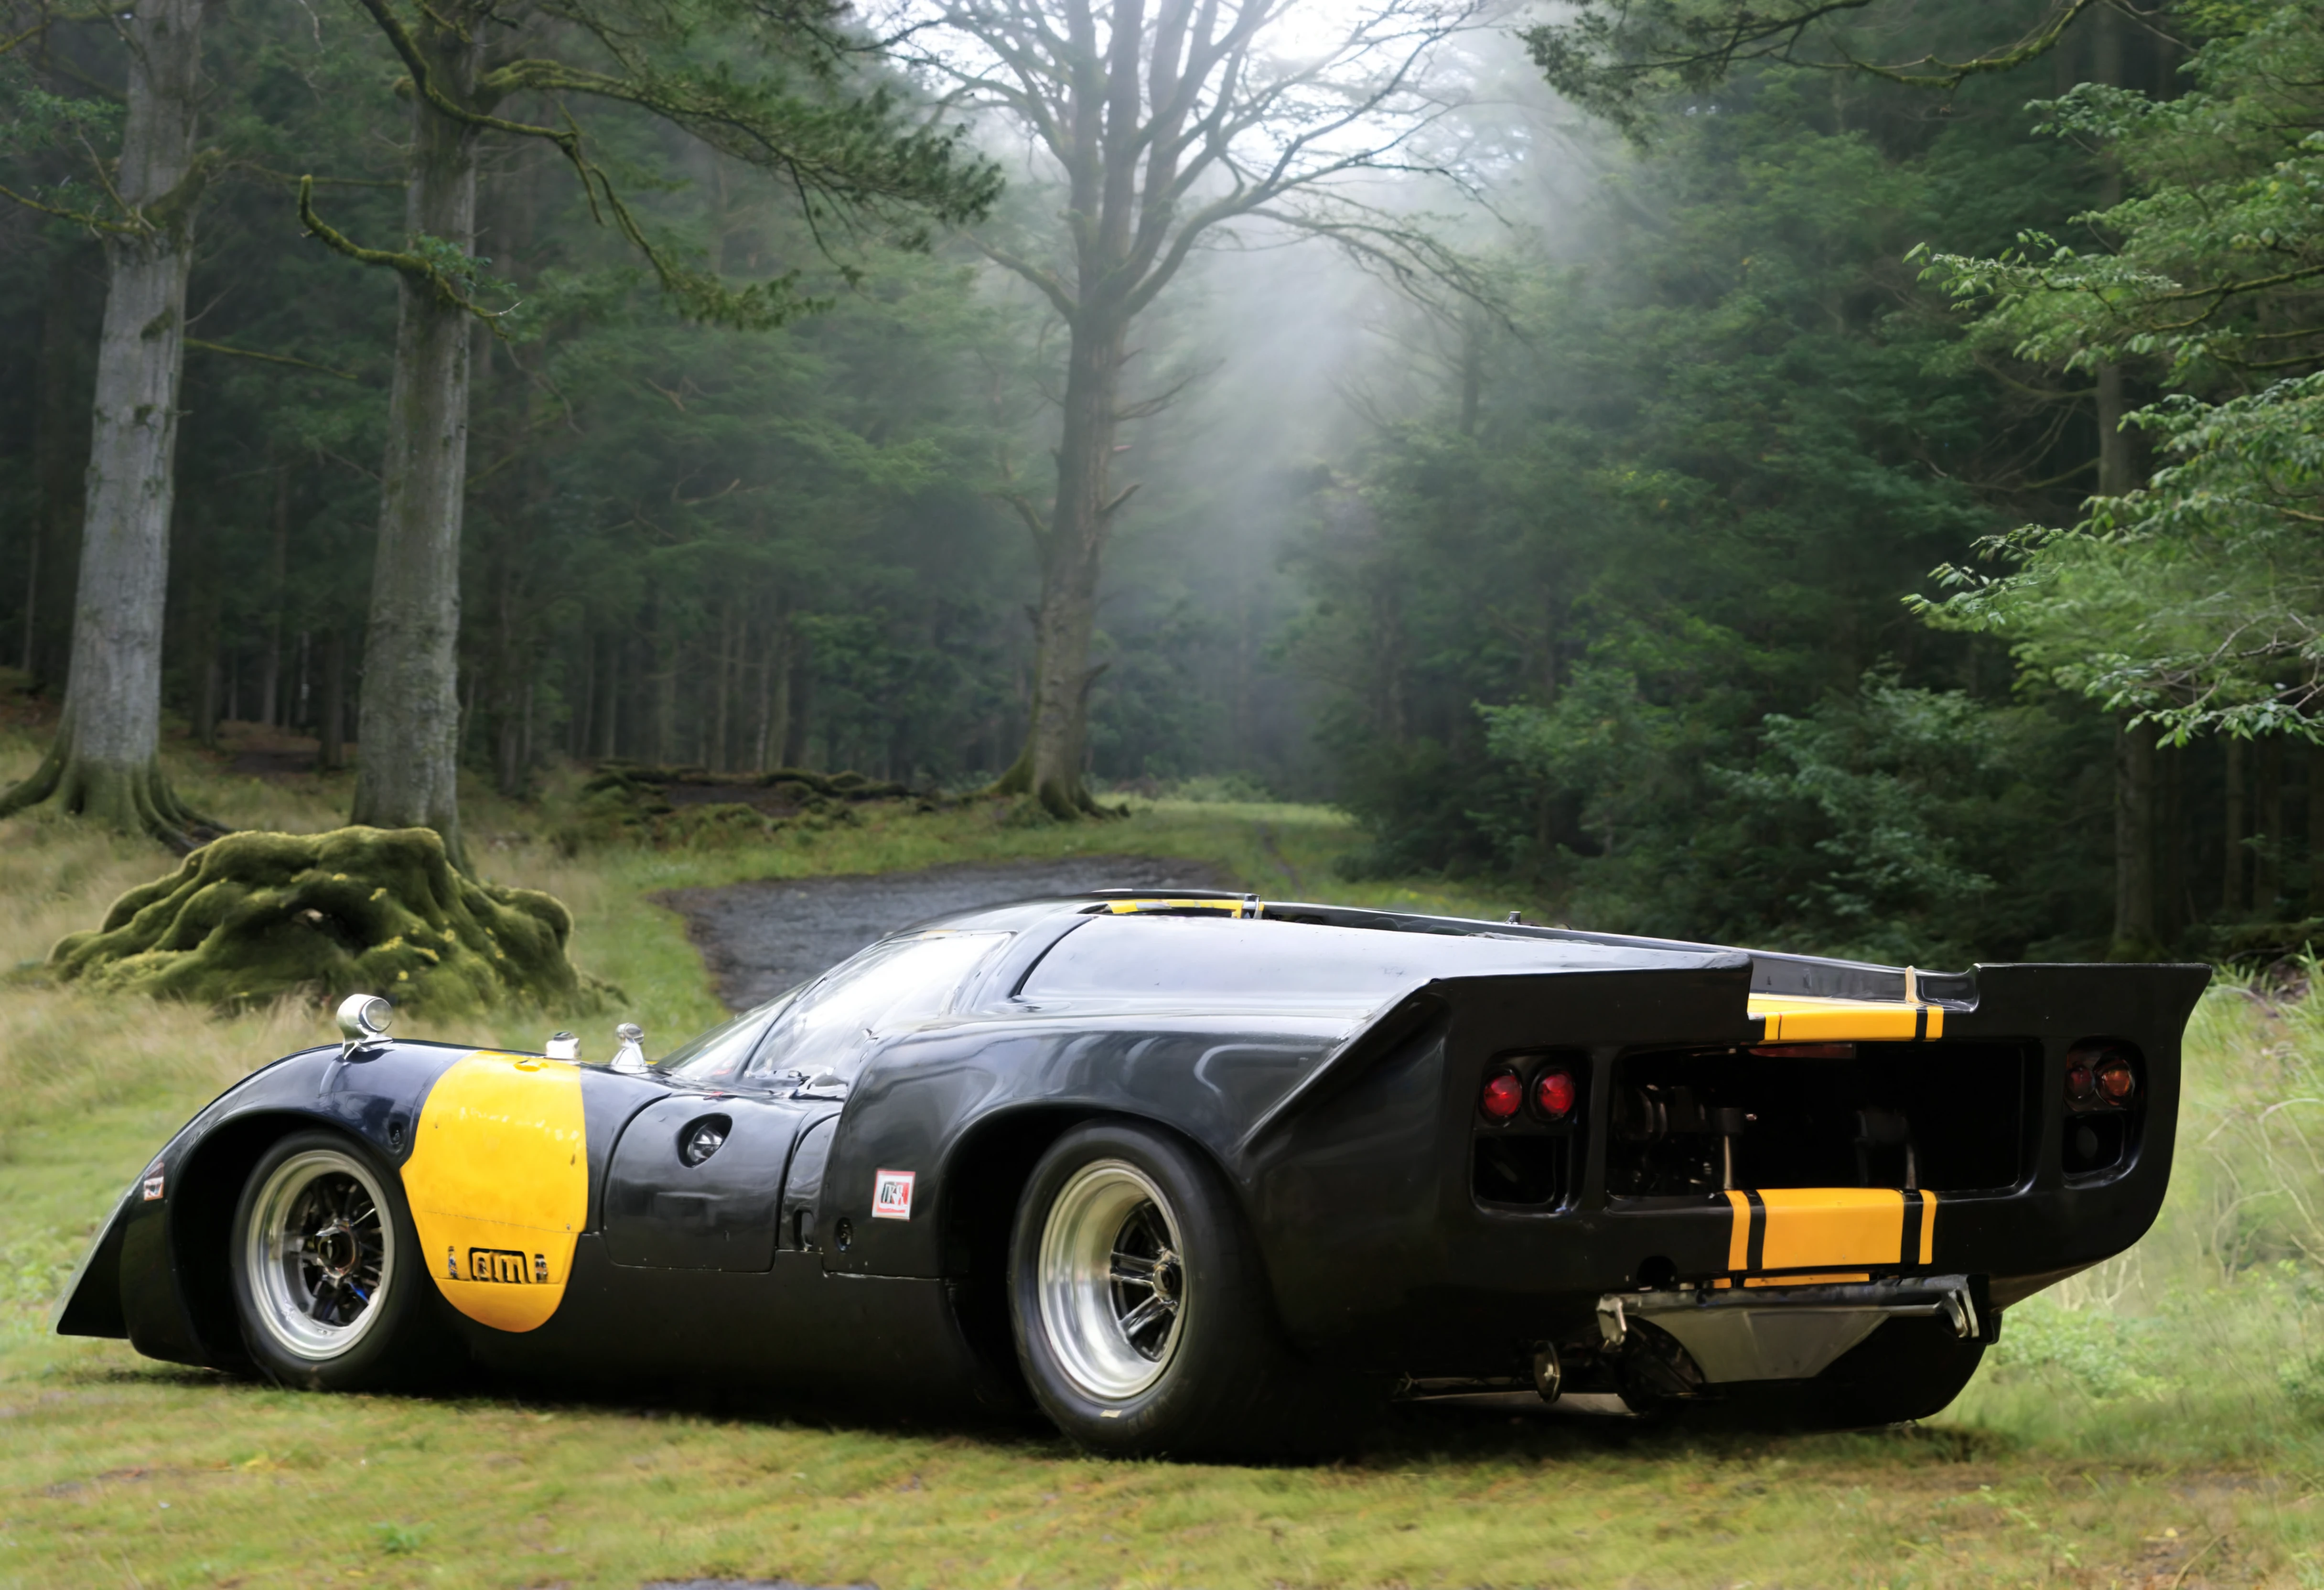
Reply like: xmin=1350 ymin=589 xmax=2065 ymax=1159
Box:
xmin=2 ymin=729 xmax=2322 ymax=1587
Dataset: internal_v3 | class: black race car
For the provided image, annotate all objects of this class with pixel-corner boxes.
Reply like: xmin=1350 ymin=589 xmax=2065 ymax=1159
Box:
xmin=54 ymin=892 xmax=2209 ymax=1454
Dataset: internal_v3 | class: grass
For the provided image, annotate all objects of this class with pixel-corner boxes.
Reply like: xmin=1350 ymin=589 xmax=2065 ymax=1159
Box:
xmin=2 ymin=723 xmax=2323 ymax=1586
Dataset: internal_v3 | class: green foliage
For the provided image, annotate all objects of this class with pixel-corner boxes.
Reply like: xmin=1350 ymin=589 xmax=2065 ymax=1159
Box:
xmin=1987 ymin=1298 xmax=2175 ymax=1401
xmin=47 ymin=827 xmax=598 ymax=1016
xmin=1296 ymin=56 xmax=2114 ymax=957
xmin=0 ymin=79 xmax=119 ymax=158
xmin=1915 ymin=1 xmax=2324 ymax=743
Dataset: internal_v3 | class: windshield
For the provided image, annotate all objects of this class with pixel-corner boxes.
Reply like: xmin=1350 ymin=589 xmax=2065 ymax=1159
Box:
xmin=658 ymin=989 xmax=800 ymax=1084
xmin=742 ymin=930 xmax=1011 ymax=1080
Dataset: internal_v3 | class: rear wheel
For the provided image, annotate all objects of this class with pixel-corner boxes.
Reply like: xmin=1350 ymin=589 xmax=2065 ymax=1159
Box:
xmin=1009 ymin=1120 xmax=1355 ymax=1457
xmin=229 ymin=1130 xmax=449 ymax=1390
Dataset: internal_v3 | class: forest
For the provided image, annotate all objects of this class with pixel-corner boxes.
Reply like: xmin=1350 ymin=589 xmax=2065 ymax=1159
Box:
xmin=6 ymin=0 xmax=2323 ymax=970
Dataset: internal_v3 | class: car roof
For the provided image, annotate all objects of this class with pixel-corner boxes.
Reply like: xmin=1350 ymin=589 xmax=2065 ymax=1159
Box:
xmin=904 ymin=892 xmax=1966 ymax=1006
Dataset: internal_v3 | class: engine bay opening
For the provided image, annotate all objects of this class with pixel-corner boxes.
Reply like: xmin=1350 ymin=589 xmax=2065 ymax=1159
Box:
xmin=1606 ymin=1040 xmax=2035 ymax=1197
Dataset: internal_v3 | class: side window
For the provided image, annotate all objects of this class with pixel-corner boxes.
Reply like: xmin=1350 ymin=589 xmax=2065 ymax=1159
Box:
xmin=745 ymin=931 xmax=1010 ymax=1080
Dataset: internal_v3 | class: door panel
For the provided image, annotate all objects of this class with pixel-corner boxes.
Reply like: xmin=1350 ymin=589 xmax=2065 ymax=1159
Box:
xmin=780 ymin=1115 xmax=840 ymax=1252
xmin=603 ymin=1096 xmax=813 ymax=1271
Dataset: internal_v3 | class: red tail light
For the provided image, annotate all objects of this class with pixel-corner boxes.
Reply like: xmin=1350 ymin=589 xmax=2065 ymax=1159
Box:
xmin=1480 ymin=1072 xmax=1522 ymax=1121
xmin=1534 ymin=1067 xmax=1576 ymax=1120
xmin=2097 ymin=1059 xmax=2136 ymax=1103
xmin=2065 ymin=1060 xmax=2096 ymax=1106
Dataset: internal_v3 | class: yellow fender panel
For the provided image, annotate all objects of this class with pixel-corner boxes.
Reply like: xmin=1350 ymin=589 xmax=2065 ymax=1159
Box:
xmin=399 ymin=1052 xmax=587 ymax=1333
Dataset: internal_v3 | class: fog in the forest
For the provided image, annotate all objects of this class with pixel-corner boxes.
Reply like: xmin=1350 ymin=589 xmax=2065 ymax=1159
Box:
xmin=10 ymin=0 xmax=2317 ymax=965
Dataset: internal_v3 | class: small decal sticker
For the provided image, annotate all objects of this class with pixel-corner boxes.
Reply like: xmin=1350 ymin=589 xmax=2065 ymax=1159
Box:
xmin=445 ymin=1246 xmax=459 ymax=1280
xmin=872 ymin=1169 xmax=916 ymax=1221
xmin=140 ymin=1173 xmax=165 ymax=1202
xmin=468 ymin=1247 xmax=534 ymax=1284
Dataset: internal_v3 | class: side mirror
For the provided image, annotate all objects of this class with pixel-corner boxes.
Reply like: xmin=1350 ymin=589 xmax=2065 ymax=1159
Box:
xmin=336 ymin=994 xmax=392 ymax=1058
xmin=611 ymin=1023 xmax=649 ymax=1074
xmin=545 ymin=1031 xmax=580 ymax=1061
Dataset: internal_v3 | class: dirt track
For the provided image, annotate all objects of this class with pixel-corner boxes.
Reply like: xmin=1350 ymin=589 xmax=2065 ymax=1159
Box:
xmin=658 ymin=854 xmax=1238 ymax=1011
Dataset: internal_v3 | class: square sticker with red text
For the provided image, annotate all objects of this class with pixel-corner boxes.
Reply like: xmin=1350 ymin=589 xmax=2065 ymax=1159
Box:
xmin=872 ymin=1169 xmax=915 ymax=1220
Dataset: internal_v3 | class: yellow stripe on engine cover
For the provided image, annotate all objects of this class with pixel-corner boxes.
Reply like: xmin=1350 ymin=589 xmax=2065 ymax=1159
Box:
xmin=400 ymin=1051 xmax=587 ymax=1332
xmin=1748 ymin=995 xmax=1944 ymax=1042
xmin=1753 ymin=1187 xmax=1924 ymax=1271
xmin=1103 ymin=898 xmax=1253 ymax=916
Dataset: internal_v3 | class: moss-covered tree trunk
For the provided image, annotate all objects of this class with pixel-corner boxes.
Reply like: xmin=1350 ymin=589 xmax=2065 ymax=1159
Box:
xmin=0 ymin=0 xmax=217 ymax=848
xmin=349 ymin=14 xmax=480 ymax=870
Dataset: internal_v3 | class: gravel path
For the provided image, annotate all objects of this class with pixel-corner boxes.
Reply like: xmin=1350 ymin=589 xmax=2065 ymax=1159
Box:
xmin=657 ymin=854 xmax=1238 ymax=1012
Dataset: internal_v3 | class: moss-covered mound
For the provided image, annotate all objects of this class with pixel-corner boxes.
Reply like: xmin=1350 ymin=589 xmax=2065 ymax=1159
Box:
xmin=49 ymin=827 xmax=596 ymax=1015
xmin=555 ymin=762 xmax=927 ymax=851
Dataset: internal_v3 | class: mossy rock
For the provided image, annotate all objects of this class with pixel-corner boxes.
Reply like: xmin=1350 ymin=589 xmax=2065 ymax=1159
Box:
xmin=50 ymin=827 xmax=600 ymax=1016
xmin=657 ymin=803 xmax=782 ymax=848
xmin=555 ymin=763 xmax=912 ymax=853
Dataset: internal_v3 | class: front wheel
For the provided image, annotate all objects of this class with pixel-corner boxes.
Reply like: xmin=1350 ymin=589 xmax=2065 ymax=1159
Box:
xmin=229 ymin=1130 xmax=449 ymax=1390
xmin=1008 ymin=1120 xmax=1350 ymax=1457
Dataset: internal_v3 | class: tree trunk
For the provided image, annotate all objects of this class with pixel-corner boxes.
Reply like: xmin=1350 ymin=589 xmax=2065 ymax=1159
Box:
xmin=2162 ymin=740 xmax=2185 ymax=939
xmin=596 ymin=640 xmax=619 ymax=760
xmin=713 ymin=603 xmax=734 ymax=773
xmin=764 ymin=613 xmax=792 ymax=773
xmin=28 ymin=244 xmax=97 ymax=689
xmin=319 ymin=625 xmax=346 ymax=771
xmin=260 ymin=467 xmax=289 ymax=728
xmin=2258 ymin=735 xmax=2285 ymax=912
xmin=2223 ymin=737 xmax=2249 ymax=917
xmin=786 ymin=639 xmax=813 ymax=768
xmin=572 ymin=634 xmax=593 ymax=761
xmin=2111 ymin=719 xmax=2158 ymax=956
xmin=2309 ymin=742 xmax=2324 ymax=912
xmin=992 ymin=316 xmax=1127 ymax=817
xmin=0 ymin=0 xmax=216 ymax=846
xmin=349 ymin=16 xmax=481 ymax=869
xmin=1457 ymin=303 xmax=1485 ymax=438
xmin=16 ymin=516 xmax=35 ymax=681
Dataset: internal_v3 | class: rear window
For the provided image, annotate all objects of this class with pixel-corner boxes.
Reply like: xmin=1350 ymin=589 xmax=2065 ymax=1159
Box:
xmin=1020 ymin=914 xmax=1609 ymax=1004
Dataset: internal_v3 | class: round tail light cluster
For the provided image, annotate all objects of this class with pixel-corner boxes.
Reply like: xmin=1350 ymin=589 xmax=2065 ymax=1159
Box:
xmin=2065 ymin=1045 xmax=2138 ymax=1112
xmin=1479 ymin=1062 xmax=1578 ymax=1123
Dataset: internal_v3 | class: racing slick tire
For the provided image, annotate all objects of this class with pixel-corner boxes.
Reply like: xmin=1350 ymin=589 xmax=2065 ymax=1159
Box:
xmin=1008 ymin=1118 xmax=1348 ymax=1457
xmin=228 ymin=1130 xmax=450 ymax=1391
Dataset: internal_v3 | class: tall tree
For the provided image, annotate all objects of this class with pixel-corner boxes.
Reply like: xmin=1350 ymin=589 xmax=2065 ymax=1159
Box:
xmin=306 ymin=0 xmax=998 ymax=864
xmin=0 ymin=0 xmax=220 ymax=845
xmin=921 ymin=0 xmax=1482 ymax=816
